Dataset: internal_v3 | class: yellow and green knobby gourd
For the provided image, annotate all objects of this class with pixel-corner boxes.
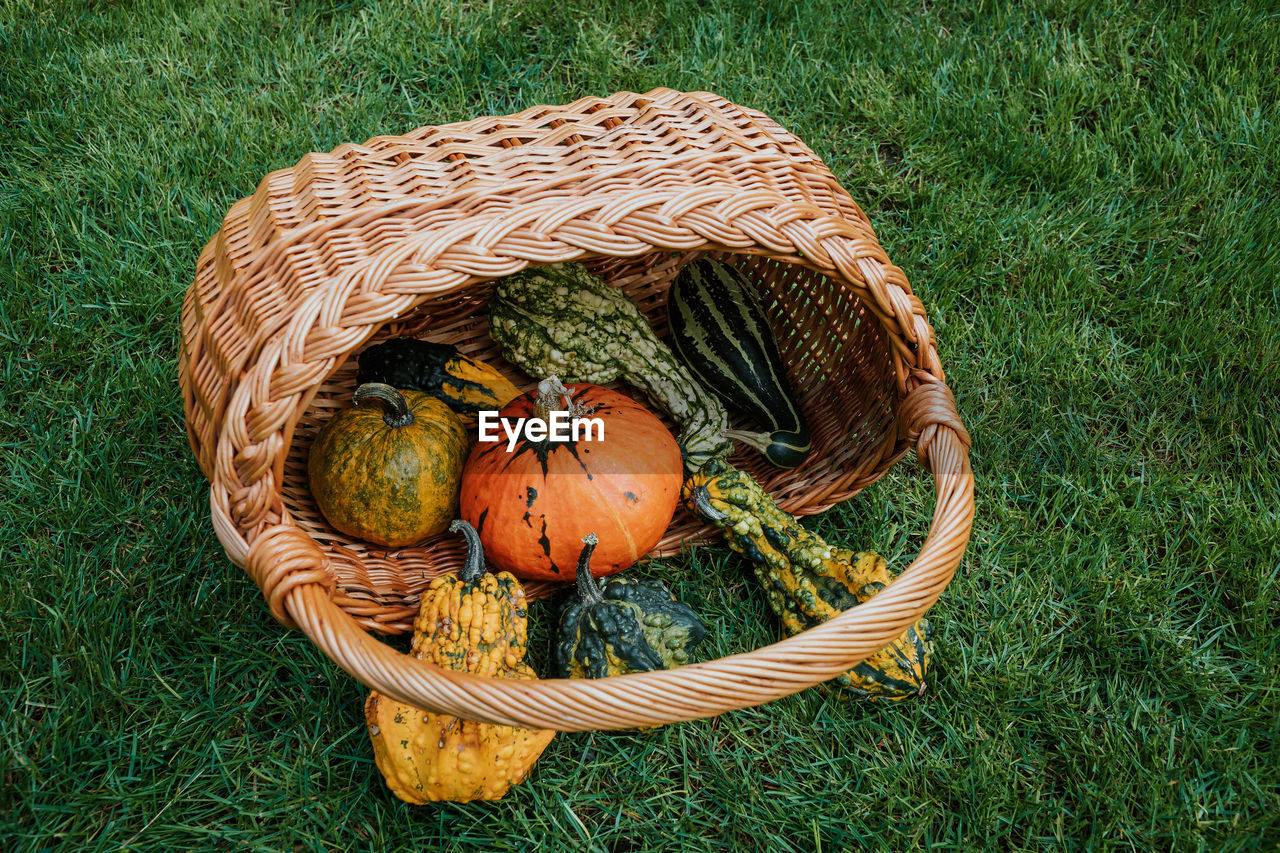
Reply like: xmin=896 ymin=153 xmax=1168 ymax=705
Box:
xmin=358 ymin=338 xmax=521 ymax=416
xmin=667 ymin=258 xmax=811 ymax=469
xmin=364 ymin=520 xmax=555 ymax=803
xmin=683 ymin=458 xmax=931 ymax=700
xmin=556 ymin=534 xmax=707 ymax=678
xmin=487 ymin=263 xmax=733 ymax=470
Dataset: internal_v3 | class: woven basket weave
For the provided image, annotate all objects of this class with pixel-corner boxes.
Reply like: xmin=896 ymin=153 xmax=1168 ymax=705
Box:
xmin=179 ymin=88 xmax=973 ymax=731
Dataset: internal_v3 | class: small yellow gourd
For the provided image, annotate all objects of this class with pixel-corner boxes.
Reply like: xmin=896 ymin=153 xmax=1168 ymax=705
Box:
xmin=364 ymin=520 xmax=555 ymax=803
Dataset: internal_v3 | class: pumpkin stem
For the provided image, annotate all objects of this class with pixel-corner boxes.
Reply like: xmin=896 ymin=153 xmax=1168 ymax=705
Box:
xmin=449 ymin=519 xmax=486 ymax=582
xmin=574 ymin=533 xmax=603 ymax=604
xmin=353 ymin=383 xmax=416 ymax=428
xmin=689 ymin=486 xmax=728 ymax=522
xmin=534 ymin=376 xmax=592 ymax=422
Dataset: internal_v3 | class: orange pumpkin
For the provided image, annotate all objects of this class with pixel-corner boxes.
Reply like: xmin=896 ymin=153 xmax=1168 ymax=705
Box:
xmin=459 ymin=379 xmax=682 ymax=581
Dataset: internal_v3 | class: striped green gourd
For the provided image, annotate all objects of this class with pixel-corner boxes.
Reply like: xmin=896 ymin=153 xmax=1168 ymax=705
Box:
xmin=666 ymin=258 xmax=811 ymax=469
xmin=488 ymin=263 xmax=733 ymax=470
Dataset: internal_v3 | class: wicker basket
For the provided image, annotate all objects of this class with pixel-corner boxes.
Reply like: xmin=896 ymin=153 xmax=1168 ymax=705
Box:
xmin=179 ymin=88 xmax=973 ymax=731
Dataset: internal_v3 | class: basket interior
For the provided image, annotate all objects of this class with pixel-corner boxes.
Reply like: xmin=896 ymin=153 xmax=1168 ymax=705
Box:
xmin=280 ymin=250 xmax=901 ymax=633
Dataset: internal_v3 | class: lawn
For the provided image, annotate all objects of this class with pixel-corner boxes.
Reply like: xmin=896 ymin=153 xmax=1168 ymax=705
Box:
xmin=2 ymin=0 xmax=1278 ymax=849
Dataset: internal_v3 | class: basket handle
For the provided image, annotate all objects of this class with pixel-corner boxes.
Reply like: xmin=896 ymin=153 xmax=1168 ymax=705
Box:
xmin=243 ymin=376 xmax=973 ymax=731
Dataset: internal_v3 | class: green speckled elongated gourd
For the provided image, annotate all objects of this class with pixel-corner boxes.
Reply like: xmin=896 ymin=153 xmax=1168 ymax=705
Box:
xmin=683 ymin=458 xmax=932 ymax=700
xmin=488 ymin=263 xmax=732 ymax=470
xmin=556 ymin=534 xmax=708 ymax=678
xmin=667 ymin=258 xmax=812 ymax=468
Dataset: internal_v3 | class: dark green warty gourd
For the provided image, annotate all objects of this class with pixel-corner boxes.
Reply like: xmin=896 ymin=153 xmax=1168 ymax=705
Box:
xmin=487 ymin=263 xmax=733 ymax=470
xmin=556 ymin=534 xmax=708 ymax=679
xmin=667 ymin=258 xmax=811 ymax=468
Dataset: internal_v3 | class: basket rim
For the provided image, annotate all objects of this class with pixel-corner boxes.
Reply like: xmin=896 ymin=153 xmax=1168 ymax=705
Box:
xmin=206 ymin=207 xmax=932 ymax=570
xmin=182 ymin=88 xmax=974 ymax=730
xmin=244 ymin=386 xmax=971 ymax=730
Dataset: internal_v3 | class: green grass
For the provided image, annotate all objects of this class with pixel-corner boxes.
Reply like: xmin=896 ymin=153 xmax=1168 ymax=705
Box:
xmin=2 ymin=0 xmax=1278 ymax=849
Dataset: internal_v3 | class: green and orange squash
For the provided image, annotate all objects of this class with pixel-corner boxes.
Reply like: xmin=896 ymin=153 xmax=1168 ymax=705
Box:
xmin=307 ymin=382 xmax=468 ymax=548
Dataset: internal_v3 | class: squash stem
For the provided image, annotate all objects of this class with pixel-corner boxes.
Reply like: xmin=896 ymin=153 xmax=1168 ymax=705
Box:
xmin=353 ymin=382 xmax=415 ymax=428
xmin=722 ymin=428 xmax=773 ymax=453
xmin=689 ymin=486 xmax=728 ymax=522
xmin=574 ymin=534 xmax=603 ymax=604
xmin=448 ymin=519 xmax=486 ymax=582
